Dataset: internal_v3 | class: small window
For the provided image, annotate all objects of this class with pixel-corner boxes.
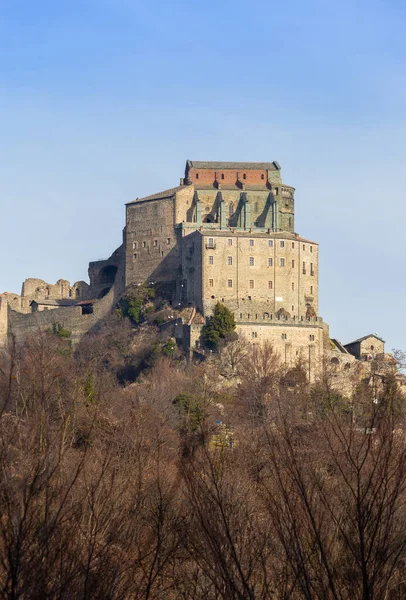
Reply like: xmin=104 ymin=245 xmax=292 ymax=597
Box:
xmin=161 ymin=251 xmax=164 ymax=257
xmin=289 ymin=217 xmax=292 ymax=228
xmin=196 ymin=173 xmax=199 ymax=179
xmin=268 ymin=281 xmax=273 ymax=289
xmin=310 ymin=263 xmax=314 ymax=275
xmin=228 ymin=238 xmax=233 ymax=246
xmin=291 ymin=282 xmax=294 ymax=291
xmin=268 ymin=258 xmax=273 ymax=267
xmin=280 ymin=240 xmax=285 ymax=248
xmin=291 ymin=305 xmax=294 ymax=311
xmin=268 ymin=239 xmax=273 ymax=247
xmin=280 ymin=258 xmax=285 ymax=267
xmin=303 ymin=244 xmax=305 ymax=251
xmin=249 ymin=280 xmax=254 ymax=289
xmin=310 ymin=286 xmax=313 ymax=295
xmin=243 ymin=173 xmax=246 ymax=180
xmin=228 ymin=279 xmax=233 ymax=288
xmin=143 ymin=241 xmax=146 ymax=248
xmin=133 ymin=253 xmax=137 ymax=259
xmin=310 ymin=246 xmax=313 ymax=253
xmin=247 ymin=313 xmax=250 ymax=319
xmin=209 ymin=279 xmax=214 ymax=287
xmin=228 ymin=256 xmax=233 ymax=265
xmin=292 ymin=242 xmax=294 ymax=249
xmin=133 ymin=241 xmax=137 ymax=249
xmin=282 ymin=333 xmax=287 ymax=340
xmin=208 ymin=256 xmax=214 ymax=265
xmin=292 ymin=259 xmax=295 ymax=268
xmin=153 ymin=240 xmax=158 ymax=247
xmin=261 ymin=173 xmax=264 ymax=180
xmin=310 ymin=335 xmax=315 ymax=341
xmin=249 ymin=257 xmax=254 ymax=266
xmin=249 ymin=239 xmax=254 ymax=247
xmin=207 ymin=237 xmax=214 ymax=248
xmin=302 ymin=261 xmax=306 ymax=274
xmin=221 ymin=173 xmax=224 ymax=180
xmin=240 ymin=313 xmax=243 ymax=319
xmin=252 ymin=331 xmax=257 ymax=339
xmin=167 ymin=238 xmax=171 ymax=245
xmin=274 ymin=187 xmax=279 ymax=195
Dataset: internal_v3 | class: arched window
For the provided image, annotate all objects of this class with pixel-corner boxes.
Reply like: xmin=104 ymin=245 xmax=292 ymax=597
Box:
xmin=195 ymin=173 xmax=199 ymax=180
xmin=221 ymin=173 xmax=224 ymax=180
xmin=229 ymin=202 xmax=234 ymax=217
xmin=261 ymin=174 xmax=264 ymax=180
xmin=243 ymin=173 xmax=246 ymax=180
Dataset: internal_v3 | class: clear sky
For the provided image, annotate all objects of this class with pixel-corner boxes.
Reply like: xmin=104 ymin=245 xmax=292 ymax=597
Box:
xmin=1 ymin=0 xmax=405 ymax=351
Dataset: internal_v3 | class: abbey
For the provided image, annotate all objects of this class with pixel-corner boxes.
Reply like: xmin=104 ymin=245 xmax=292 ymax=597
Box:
xmin=0 ymin=160 xmax=385 ymax=380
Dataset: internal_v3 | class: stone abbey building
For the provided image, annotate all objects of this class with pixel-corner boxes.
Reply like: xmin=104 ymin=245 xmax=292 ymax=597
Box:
xmin=0 ymin=160 xmax=384 ymax=379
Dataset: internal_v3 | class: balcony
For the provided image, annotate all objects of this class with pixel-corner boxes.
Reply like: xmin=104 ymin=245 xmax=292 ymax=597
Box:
xmin=205 ymin=242 xmax=216 ymax=249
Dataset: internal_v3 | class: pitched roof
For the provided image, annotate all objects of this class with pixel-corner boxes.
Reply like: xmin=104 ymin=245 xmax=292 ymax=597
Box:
xmin=187 ymin=160 xmax=280 ymax=171
xmin=345 ymin=334 xmax=385 ymax=345
xmin=127 ymin=185 xmax=186 ymax=205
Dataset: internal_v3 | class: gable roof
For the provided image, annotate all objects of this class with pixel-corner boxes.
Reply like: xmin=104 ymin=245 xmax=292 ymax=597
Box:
xmin=345 ymin=334 xmax=385 ymax=345
xmin=186 ymin=160 xmax=280 ymax=171
xmin=126 ymin=185 xmax=185 ymax=205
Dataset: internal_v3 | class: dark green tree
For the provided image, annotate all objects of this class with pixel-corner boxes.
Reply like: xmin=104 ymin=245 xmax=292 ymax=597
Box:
xmin=203 ymin=302 xmax=236 ymax=348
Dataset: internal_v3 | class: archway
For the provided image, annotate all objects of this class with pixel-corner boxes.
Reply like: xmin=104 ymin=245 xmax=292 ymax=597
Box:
xmin=99 ymin=265 xmax=117 ymax=285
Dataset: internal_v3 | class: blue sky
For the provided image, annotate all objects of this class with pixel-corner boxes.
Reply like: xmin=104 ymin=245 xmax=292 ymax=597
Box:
xmin=1 ymin=0 xmax=405 ymax=350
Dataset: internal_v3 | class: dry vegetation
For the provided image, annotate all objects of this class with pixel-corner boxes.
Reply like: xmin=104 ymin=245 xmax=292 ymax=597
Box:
xmin=0 ymin=316 xmax=406 ymax=599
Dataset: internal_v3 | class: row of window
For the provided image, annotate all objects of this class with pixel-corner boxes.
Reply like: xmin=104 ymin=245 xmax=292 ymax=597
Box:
xmin=196 ymin=173 xmax=266 ymax=182
xmin=250 ymin=332 xmax=315 ymax=341
xmin=208 ymin=279 xmax=313 ymax=295
xmin=208 ymin=255 xmax=315 ymax=272
xmin=133 ymin=239 xmax=171 ymax=250
xmin=207 ymin=238 xmax=313 ymax=251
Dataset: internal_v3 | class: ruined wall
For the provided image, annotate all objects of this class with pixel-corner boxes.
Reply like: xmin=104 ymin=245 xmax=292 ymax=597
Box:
xmin=88 ymin=243 xmax=125 ymax=300
xmin=21 ymin=278 xmax=91 ymax=301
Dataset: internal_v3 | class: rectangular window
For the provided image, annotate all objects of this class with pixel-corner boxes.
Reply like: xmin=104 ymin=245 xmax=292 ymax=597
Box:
xmin=167 ymin=238 xmax=171 ymax=245
xmin=228 ymin=256 xmax=233 ymax=265
xmin=280 ymin=240 xmax=285 ymax=248
xmin=143 ymin=241 xmax=146 ymax=248
xmin=133 ymin=253 xmax=137 ymax=259
xmin=310 ymin=245 xmax=313 ymax=253
xmin=292 ymin=305 xmax=294 ymax=311
xmin=292 ymin=242 xmax=295 ymax=249
xmin=209 ymin=279 xmax=214 ymax=287
xmin=292 ymin=259 xmax=295 ymax=268
xmin=249 ymin=257 xmax=254 ymax=266
xmin=227 ymin=279 xmax=233 ymax=288
xmin=310 ymin=263 xmax=314 ymax=276
xmin=303 ymin=244 xmax=305 ymax=251
xmin=228 ymin=238 xmax=233 ymax=246
xmin=291 ymin=282 xmax=294 ymax=291
xmin=209 ymin=256 xmax=214 ymax=265
xmin=280 ymin=258 xmax=285 ymax=267
xmin=310 ymin=334 xmax=315 ymax=341
xmin=153 ymin=240 xmax=158 ymax=247
xmin=282 ymin=333 xmax=287 ymax=340
xmin=249 ymin=239 xmax=254 ymax=247
xmin=133 ymin=241 xmax=137 ymax=249
xmin=302 ymin=261 xmax=306 ymax=274
xmin=252 ymin=331 xmax=257 ymax=339
xmin=268 ymin=239 xmax=273 ymax=247
xmin=268 ymin=257 xmax=273 ymax=267
xmin=240 ymin=313 xmax=243 ymax=319
xmin=249 ymin=280 xmax=254 ymax=289
xmin=274 ymin=187 xmax=279 ymax=195
xmin=310 ymin=286 xmax=313 ymax=295
xmin=268 ymin=281 xmax=273 ymax=289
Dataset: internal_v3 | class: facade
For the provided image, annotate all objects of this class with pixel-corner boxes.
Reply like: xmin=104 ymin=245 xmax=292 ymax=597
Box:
xmin=344 ymin=334 xmax=385 ymax=360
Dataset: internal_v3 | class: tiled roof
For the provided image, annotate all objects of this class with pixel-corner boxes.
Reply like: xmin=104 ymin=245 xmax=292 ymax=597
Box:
xmin=187 ymin=160 xmax=280 ymax=170
xmin=127 ymin=185 xmax=186 ymax=205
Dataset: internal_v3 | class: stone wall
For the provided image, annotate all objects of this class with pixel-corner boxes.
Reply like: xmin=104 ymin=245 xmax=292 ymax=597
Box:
xmin=125 ymin=197 xmax=181 ymax=293
xmin=21 ymin=278 xmax=91 ymax=302
xmin=7 ymin=285 xmax=117 ymax=346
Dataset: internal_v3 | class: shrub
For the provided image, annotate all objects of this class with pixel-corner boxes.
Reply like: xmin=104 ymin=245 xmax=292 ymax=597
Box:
xmin=202 ymin=302 xmax=236 ymax=348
